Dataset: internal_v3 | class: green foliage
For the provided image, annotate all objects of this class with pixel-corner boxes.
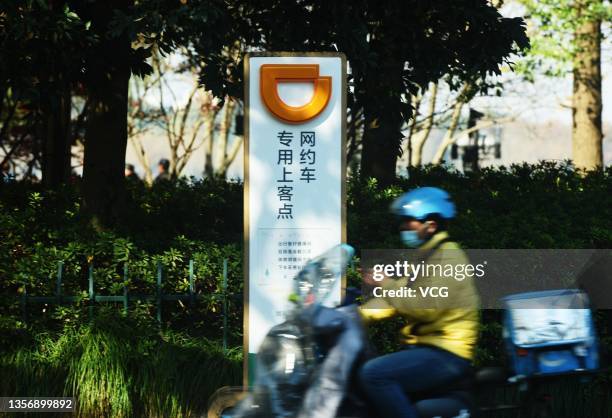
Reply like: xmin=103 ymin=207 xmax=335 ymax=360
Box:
xmin=0 ymin=1 xmax=96 ymax=92
xmin=193 ymin=0 xmax=529 ymax=183
xmin=0 ymin=310 xmax=241 ymax=417
xmin=349 ymin=161 xmax=612 ymax=250
xmin=0 ymin=177 xmax=244 ymax=344
xmin=2 ymin=162 xmax=611 ymax=325
xmin=0 ymin=0 xmax=229 ymax=91
xmin=197 ymin=0 xmax=530 ymax=103
xmin=516 ymin=0 xmax=611 ymax=79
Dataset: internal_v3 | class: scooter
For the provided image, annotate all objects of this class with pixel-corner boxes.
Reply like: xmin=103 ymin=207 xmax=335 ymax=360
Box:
xmin=209 ymin=244 xmax=599 ymax=418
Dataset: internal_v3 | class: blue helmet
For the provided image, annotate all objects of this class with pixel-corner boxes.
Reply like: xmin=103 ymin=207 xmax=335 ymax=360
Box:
xmin=390 ymin=187 xmax=456 ymax=220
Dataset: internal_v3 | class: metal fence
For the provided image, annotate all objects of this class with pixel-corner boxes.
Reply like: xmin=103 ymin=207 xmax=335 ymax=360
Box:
xmin=19 ymin=259 xmax=234 ymax=350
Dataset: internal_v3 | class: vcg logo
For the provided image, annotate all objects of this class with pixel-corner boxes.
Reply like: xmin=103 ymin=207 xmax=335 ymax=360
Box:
xmin=260 ymin=64 xmax=331 ymax=124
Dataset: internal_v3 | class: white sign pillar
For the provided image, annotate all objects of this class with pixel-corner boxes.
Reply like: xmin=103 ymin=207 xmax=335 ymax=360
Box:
xmin=243 ymin=53 xmax=346 ymax=385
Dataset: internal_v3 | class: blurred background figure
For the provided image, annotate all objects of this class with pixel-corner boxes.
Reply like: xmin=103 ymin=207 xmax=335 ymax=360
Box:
xmin=155 ymin=158 xmax=171 ymax=183
xmin=1 ymin=161 xmax=15 ymax=183
xmin=125 ymin=163 xmax=143 ymax=187
xmin=125 ymin=163 xmax=139 ymax=180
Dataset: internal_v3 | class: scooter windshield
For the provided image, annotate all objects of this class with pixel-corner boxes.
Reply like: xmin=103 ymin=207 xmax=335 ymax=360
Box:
xmin=293 ymin=244 xmax=354 ymax=306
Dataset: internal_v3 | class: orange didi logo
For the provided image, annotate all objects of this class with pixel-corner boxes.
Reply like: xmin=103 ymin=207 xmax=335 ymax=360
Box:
xmin=260 ymin=64 xmax=331 ymax=124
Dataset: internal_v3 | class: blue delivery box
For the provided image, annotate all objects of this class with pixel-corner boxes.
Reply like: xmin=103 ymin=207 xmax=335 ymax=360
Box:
xmin=502 ymin=289 xmax=598 ymax=376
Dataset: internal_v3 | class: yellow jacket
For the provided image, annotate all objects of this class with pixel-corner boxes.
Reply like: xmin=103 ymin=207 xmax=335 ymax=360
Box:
xmin=360 ymin=232 xmax=480 ymax=360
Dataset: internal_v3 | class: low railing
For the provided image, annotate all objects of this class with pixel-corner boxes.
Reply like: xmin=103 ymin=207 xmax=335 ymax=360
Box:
xmin=18 ymin=259 xmax=235 ymax=351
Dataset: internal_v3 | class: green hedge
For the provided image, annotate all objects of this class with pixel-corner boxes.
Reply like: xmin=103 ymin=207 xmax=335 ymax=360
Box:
xmin=3 ymin=162 xmax=610 ymax=296
xmin=2 ymin=162 xmax=611 ymax=342
xmin=348 ymin=162 xmax=612 ymax=249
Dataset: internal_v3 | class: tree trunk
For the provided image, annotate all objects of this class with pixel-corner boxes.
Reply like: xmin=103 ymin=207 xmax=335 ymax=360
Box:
xmin=219 ymin=136 xmax=243 ymax=178
xmin=405 ymin=93 xmax=422 ymax=172
xmin=360 ymin=109 xmax=403 ymax=186
xmin=204 ymin=111 xmax=216 ymax=177
xmin=38 ymin=4 xmax=72 ymax=188
xmin=41 ymin=79 xmax=72 ymax=188
xmin=359 ymin=56 xmax=405 ymax=186
xmin=219 ymin=98 xmax=235 ymax=166
xmin=81 ymin=1 xmax=132 ymax=228
xmin=346 ymin=105 xmax=363 ymax=167
xmin=572 ymin=2 xmax=602 ymax=171
xmin=431 ymin=99 xmax=466 ymax=164
xmin=411 ymin=82 xmax=438 ymax=167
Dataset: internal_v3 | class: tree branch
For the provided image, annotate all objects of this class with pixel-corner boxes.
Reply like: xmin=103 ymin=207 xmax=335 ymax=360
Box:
xmin=411 ymin=81 xmax=438 ymax=166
